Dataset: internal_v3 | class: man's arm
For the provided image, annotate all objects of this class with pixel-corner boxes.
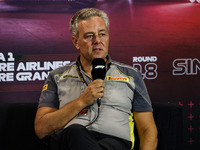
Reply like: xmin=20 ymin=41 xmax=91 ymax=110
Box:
xmin=134 ymin=112 xmax=158 ymax=150
xmin=34 ymin=98 xmax=85 ymax=139
xmin=34 ymin=79 xmax=105 ymax=139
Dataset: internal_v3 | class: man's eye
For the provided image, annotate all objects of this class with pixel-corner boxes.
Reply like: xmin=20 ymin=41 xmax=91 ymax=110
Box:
xmin=85 ymin=35 xmax=93 ymax=39
xmin=99 ymin=33 xmax=106 ymax=37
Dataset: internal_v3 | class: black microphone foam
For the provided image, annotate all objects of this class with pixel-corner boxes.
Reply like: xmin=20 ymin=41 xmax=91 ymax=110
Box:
xmin=91 ymin=58 xmax=106 ymax=107
xmin=91 ymin=58 xmax=106 ymax=80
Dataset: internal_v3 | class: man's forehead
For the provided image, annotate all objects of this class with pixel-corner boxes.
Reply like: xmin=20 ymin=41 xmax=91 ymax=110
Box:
xmin=79 ymin=16 xmax=106 ymax=27
xmin=78 ymin=17 xmax=107 ymax=33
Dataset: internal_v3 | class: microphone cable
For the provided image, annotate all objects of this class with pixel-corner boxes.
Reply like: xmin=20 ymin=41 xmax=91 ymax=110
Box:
xmin=85 ymin=98 xmax=101 ymax=127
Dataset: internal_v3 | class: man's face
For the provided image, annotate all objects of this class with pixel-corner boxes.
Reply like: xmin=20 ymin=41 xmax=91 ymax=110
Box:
xmin=73 ymin=16 xmax=109 ymax=64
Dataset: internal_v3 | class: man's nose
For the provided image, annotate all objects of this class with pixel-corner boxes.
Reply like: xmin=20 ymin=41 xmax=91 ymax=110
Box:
xmin=93 ymin=35 xmax=101 ymax=44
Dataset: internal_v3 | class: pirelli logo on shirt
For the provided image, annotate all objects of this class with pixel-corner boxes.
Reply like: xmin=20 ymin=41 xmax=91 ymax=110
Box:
xmin=42 ymin=84 xmax=48 ymax=92
xmin=107 ymin=76 xmax=129 ymax=82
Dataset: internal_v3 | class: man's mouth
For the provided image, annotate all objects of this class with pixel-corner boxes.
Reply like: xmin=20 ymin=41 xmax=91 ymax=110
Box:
xmin=93 ymin=48 xmax=102 ymax=51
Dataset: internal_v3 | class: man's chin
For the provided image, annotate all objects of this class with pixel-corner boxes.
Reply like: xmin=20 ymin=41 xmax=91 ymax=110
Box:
xmin=92 ymin=55 xmax=108 ymax=63
xmin=92 ymin=53 xmax=107 ymax=59
xmin=92 ymin=56 xmax=105 ymax=61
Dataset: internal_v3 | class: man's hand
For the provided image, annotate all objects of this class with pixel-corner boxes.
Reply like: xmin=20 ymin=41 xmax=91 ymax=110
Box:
xmin=79 ymin=79 xmax=105 ymax=107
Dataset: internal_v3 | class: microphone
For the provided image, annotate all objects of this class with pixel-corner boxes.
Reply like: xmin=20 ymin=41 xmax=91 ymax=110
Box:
xmin=91 ymin=58 xmax=106 ymax=107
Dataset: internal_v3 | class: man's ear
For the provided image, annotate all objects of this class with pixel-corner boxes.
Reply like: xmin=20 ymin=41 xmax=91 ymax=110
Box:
xmin=72 ymin=36 xmax=80 ymax=50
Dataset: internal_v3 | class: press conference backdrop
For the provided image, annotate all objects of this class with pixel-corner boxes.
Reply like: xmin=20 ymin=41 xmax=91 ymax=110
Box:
xmin=0 ymin=0 xmax=199 ymax=149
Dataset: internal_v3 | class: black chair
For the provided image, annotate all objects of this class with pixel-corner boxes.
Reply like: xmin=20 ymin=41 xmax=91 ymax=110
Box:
xmin=0 ymin=103 xmax=44 ymax=150
xmin=134 ymin=103 xmax=183 ymax=150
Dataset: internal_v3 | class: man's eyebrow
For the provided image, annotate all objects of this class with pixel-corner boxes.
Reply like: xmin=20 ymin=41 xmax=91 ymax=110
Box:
xmin=85 ymin=30 xmax=106 ymax=34
xmin=84 ymin=29 xmax=108 ymax=36
xmin=99 ymin=29 xmax=107 ymax=32
xmin=85 ymin=32 xmax=94 ymax=35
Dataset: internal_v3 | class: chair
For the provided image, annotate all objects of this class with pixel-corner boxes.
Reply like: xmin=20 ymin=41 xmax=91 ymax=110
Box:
xmin=134 ymin=103 xmax=183 ymax=150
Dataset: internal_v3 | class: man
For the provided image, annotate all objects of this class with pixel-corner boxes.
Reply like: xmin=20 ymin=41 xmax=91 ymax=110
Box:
xmin=35 ymin=8 xmax=158 ymax=150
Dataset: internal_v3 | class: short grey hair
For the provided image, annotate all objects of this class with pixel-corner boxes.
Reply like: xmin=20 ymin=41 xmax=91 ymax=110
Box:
xmin=70 ymin=8 xmax=109 ymax=37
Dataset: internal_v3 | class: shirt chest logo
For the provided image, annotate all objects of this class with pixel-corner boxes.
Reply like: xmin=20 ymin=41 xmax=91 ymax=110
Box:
xmin=106 ymin=76 xmax=129 ymax=82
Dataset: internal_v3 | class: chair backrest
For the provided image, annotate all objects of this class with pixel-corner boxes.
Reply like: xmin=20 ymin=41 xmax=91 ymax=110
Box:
xmin=0 ymin=103 xmax=45 ymax=150
xmin=134 ymin=103 xmax=183 ymax=150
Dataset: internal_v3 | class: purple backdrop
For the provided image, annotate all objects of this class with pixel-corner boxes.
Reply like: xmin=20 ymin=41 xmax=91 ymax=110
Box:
xmin=0 ymin=0 xmax=199 ymax=149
